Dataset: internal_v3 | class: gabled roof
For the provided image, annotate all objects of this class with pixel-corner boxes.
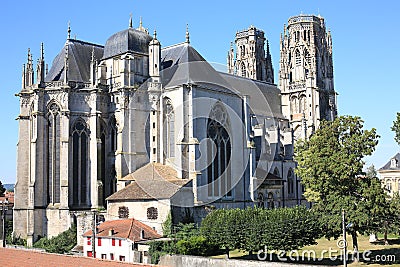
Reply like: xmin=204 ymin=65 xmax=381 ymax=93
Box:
xmin=160 ymin=43 xmax=234 ymax=93
xmin=107 ymin=163 xmax=191 ymax=201
xmin=45 ymin=39 xmax=104 ymax=83
xmin=379 ymin=152 xmax=400 ymax=171
xmin=83 ymin=218 xmax=161 ymax=242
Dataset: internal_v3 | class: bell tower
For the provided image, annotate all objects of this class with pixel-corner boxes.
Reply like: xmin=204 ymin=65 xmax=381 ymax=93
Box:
xmin=228 ymin=25 xmax=274 ymax=83
xmin=279 ymin=14 xmax=337 ymax=139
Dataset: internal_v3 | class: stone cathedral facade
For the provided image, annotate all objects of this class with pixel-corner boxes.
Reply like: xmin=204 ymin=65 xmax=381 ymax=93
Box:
xmin=14 ymin=14 xmax=336 ymax=245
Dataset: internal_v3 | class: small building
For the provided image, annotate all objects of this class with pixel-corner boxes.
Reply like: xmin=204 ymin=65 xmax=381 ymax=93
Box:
xmin=378 ymin=153 xmax=400 ymax=197
xmin=82 ymin=218 xmax=160 ymax=263
xmin=106 ymin=162 xmax=194 ymax=235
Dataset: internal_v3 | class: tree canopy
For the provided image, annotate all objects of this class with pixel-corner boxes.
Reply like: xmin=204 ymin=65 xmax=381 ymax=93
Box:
xmin=391 ymin=112 xmax=400 ymax=146
xmin=295 ymin=116 xmax=382 ymax=251
xmin=200 ymin=206 xmax=321 ymax=257
xmin=0 ymin=180 xmax=6 ymax=196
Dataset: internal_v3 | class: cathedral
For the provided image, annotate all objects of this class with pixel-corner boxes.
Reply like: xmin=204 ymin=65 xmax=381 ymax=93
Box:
xmin=14 ymin=14 xmax=336 ymax=245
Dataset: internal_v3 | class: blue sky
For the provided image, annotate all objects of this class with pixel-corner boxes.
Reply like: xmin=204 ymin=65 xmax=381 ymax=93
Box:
xmin=0 ymin=0 xmax=399 ymax=184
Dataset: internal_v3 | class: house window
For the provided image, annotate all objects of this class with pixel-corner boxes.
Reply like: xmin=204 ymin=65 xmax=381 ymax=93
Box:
xmin=119 ymin=239 xmax=122 ymax=246
xmin=112 ymin=238 xmax=115 ymax=246
xmin=119 ymin=255 xmax=126 ymax=261
xmin=387 ymin=181 xmax=392 ymax=193
xmin=147 ymin=207 xmax=158 ymax=220
xmin=118 ymin=206 xmax=129 ymax=218
xmin=110 ymin=253 xmax=114 ymax=260
xmin=98 ymin=238 xmax=102 ymax=246
xmin=87 ymin=251 xmax=92 ymax=257
xmin=87 ymin=237 xmax=91 ymax=245
xmin=391 ymin=158 xmax=398 ymax=168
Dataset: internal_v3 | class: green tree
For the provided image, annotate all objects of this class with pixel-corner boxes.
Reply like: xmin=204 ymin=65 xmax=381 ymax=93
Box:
xmin=33 ymin=225 xmax=77 ymax=254
xmin=0 ymin=180 xmax=6 ymax=196
xmin=295 ymin=116 xmax=380 ymax=252
xmin=391 ymin=112 xmax=400 ymax=145
xmin=200 ymin=208 xmax=240 ymax=258
xmin=200 ymin=206 xmax=321 ymax=256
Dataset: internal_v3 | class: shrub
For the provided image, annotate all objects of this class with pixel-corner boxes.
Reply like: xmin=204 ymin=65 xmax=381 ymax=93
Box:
xmin=33 ymin=225 xmax=76 ymax=254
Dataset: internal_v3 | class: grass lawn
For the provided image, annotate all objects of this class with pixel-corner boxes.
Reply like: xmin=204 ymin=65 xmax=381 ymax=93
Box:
xmin=212 ymin=234 xmax=400 ymax=266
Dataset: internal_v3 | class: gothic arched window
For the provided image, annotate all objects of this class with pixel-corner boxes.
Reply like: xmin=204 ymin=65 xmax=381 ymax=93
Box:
xmin=267 ymin=192 xmax=275 ymax=209
xmin=72 ymin=119 xmax=89 ymax=206
xmin=299 ymin=95 xmax=307 ymax=114
xmin=295 ymin=49 xmax=301 ymax=66
xmin=304 ymin=49 xmax=311 ymax=66
xmin=273 ymin=167 xmax=280 ymax=178
xmin=47 ymin=103 xmax=61 ymax=204
xmin=163 ymin=98 xmax=175 ymax=159
xmin=98 ymin=120 xmax=107 ymax=207
xmin=287 ymin=168 xmax=294 ymax=195
xmin=109 ymin=116 xmax=117 ymax=154
xmin=241 ymin=62 xmax=246 ymax=77
xmin=207 ymin=104 xmax=232 ymax=198
xmin=290 ymin=96 xmax=298 ymax=114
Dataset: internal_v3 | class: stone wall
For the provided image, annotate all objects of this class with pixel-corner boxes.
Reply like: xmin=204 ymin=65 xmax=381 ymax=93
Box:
xmin=159 ymin=254 xmax=324 ymax=267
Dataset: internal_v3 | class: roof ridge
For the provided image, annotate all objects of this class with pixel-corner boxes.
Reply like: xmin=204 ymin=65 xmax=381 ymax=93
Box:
xmin=67 ymin=38 xmax=104 ymax=48
xmin=127 ymin=218 xmax=135 ymax=240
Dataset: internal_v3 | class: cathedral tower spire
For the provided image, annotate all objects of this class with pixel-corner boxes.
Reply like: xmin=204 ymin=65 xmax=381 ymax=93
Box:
xmin=279 ymin=14 xmax=337 ymax=140
xmin=228 ymin=25 xmax=273 ymax=82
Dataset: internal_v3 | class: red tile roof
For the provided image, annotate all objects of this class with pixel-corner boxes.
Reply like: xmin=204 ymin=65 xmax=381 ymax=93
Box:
xmin=0 ymin=247 xmax=163 ymax=267
xmin=83 ymin=218 xmax=161 ymax=242
xmin=0 ymin=191 xmax=14 ymax=205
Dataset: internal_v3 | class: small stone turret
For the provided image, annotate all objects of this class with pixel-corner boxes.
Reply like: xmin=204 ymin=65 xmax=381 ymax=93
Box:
xmin=36 ymin=43 xmax=45 ymax=86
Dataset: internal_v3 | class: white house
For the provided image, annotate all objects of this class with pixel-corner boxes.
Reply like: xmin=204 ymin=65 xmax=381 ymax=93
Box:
xmin=378 ymin=153 xmax=400 ymax=197
xmin=82 ymin=218 xmax=160 ymax=263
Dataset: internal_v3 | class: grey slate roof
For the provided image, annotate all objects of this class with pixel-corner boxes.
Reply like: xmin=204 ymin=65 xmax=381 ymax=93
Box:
xmin=160 ymin=43 xmax=234 ymax=93
xmin=103 ymin=28 xmax=152 ymax=59
xmin=379 ymin=152 xmax=400 ymax=171
xmin=160 ymin=43 xmax=282 ymax=118
xmin=45 ymin=39 xmax=104 ymax=83
xmin=218 ymin=72 xmax=283 ymax=118
xmin=107 ymin=163 xmax=191 ymax=201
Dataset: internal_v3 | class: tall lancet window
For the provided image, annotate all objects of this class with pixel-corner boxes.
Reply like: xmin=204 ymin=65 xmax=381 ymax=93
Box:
xmin=109 ymin=116 xmax=117 ymax=195
xmin=241 ymin=62 xmax=246 ymax=77
xmin=207 ymin=104 xmax=232 ymax=199
xmin=72 ymin=119 xmax=89 ymax=206
xmin=47 ymin=103 xmax=61 ymax=204
xmin=163 ymin=98 xmax=175 ymax=159
xmin=98 ymin=120 xmax=107 ymax=207
xmin=109 ymin=116 xmax=117 ymax=154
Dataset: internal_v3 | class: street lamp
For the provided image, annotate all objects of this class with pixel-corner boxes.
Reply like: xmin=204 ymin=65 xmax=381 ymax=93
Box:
xmin=0 ymin=199 xmax=9 ymax=248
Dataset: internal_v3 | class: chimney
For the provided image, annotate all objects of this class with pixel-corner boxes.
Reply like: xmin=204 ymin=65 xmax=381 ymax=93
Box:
xmin=140 ymin=229 xmax=145 ymax=239
xmin=109 ymin=228 xmax=114 ymax=236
